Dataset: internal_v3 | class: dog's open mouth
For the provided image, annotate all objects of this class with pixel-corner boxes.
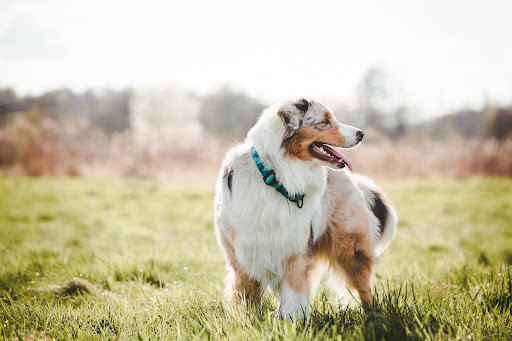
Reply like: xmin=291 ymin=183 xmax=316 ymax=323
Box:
xmin=309 ymin=142 xmax=353 ymax=171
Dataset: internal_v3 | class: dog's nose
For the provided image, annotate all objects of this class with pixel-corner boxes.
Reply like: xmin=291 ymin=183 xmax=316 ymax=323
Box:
xmin=356 ymin=130 xmax=364 ymax=142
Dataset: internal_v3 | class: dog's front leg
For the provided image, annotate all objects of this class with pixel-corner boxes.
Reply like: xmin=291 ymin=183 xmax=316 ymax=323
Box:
xmin=217 ymin=227 xmax=262 ymax=309
xmin=278 ymin=248 xmax=314 ymax=321
xmin=278 ymin=280 xmax=311 ymax=321
xmin=226 ymin=267 xmax=262 ymax=309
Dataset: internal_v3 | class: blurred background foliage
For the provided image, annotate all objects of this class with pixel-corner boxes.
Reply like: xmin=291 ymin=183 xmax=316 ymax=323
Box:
xmin=0 ymin=67 xmax=511 ymax=178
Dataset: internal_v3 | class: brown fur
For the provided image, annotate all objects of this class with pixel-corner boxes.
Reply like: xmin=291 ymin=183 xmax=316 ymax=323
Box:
xmin=314 ymin=200 xmax=376 ymax=306
xmin=219 ymin=224 xmax=261 ymax=307
xmin=284 ymin=226 xmax=314 ymax=295
xmin=284 ymin=113 xmax=346 ymax=161
xmin=228 ymin=267 xmax=262 ymax=307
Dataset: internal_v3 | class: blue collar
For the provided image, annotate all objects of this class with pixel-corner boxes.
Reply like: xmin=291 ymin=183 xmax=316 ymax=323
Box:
xmin=251 ymin=146 xmax=305 ymax=208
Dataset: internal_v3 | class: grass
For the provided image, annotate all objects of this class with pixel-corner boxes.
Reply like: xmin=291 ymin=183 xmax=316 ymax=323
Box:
xmin=0 ymin=176 xmax=511 ymax=340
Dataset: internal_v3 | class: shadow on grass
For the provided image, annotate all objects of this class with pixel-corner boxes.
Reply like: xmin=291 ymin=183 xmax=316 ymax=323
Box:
xmin=307 ymin=291 xmax=442 ymax=340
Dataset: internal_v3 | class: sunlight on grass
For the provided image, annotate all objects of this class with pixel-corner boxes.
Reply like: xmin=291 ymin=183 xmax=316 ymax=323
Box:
xmin=0 ymin=177 xmax=511 ymax=340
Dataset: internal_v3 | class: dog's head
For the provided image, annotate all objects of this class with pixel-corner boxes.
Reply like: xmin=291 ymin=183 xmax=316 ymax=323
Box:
xmin=278 ymin=98 xmax=363 ymax=170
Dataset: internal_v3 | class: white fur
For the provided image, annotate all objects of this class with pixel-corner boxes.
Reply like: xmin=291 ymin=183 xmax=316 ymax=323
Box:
xmin=215 ymin=100 xmax=329 ymax=319
xmin=337 ymin=122 xmax=361 ymax=148
xmin=214 ymin=98 xmax=397 ymax=319
xmin=278 ymin=281 xmax=310 ymax=320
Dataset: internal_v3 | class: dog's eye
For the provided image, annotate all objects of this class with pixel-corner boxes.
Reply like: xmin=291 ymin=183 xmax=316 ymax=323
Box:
xmin=322 ymin=119 xmax=330 ymax=125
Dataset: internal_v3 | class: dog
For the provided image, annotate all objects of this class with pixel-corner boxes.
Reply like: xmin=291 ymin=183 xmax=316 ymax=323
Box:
xmin=214 ymin=98 xmax=397 ymax=320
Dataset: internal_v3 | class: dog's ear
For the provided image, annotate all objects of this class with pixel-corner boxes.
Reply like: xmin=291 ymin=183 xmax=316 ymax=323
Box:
xmin=294 ymin=98 xmax=309 ymax=113
xmin=278 ymin=109 xmax=303 ymax=135
xmin=277 ymin=99 xmax=310 ymax=141
xmin=277 ymin=99 xmax=309 ymax=139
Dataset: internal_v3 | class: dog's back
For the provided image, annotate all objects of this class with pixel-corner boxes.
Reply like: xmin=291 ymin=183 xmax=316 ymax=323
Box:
xmin=317 ymin=169 xmax=397 ymax=256
xmin=348 ymin=172 xmax=397 ymax=255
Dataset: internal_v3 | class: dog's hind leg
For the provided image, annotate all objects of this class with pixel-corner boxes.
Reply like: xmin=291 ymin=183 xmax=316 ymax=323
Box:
xmin=315 ymin=202 xmax=376 ymax=308
xmin=317 ymin=234 xmax=375 ymax=307
xmin=337 ymin=246 xmax=375 ymax=307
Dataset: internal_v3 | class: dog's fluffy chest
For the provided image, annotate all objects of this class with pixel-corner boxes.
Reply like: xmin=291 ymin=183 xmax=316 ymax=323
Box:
xmin=229 ymin=193 xmax=320 ymax=285
xmin=237 ymin=228 xmax=305 ymax=280
xmin=215 ymin=143 xmax=327 ymax=288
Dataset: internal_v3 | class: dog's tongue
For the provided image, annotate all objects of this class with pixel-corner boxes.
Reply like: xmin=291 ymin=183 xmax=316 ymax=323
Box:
xmin=333 ymin=151 xmax=354 ymax=172
xmin=321 ymin=144 xmax=354 ymax=171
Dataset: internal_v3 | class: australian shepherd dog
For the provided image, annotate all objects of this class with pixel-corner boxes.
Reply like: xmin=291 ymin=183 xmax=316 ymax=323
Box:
xmin=214 ymin=98 xmax=397 ymax=320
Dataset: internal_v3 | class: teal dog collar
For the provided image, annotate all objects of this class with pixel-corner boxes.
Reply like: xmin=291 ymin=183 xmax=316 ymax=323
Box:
xmin=251 ymin=146 xmax=305 ymax=208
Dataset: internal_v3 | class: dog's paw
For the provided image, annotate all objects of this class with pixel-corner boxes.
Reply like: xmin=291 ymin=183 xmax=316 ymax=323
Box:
xmin=278 ymin=282 xmax=311 ymax=321
xmin=278 ymin=304 xmax=311 ymax=322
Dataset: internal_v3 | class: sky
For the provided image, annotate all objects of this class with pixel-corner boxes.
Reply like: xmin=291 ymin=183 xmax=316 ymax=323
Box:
xmin=1 ymin=0 xmax=511 ymax=119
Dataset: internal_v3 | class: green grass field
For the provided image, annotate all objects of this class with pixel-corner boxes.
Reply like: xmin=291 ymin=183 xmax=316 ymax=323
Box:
xmin=0 ymin=176 xmax=511 ymax=340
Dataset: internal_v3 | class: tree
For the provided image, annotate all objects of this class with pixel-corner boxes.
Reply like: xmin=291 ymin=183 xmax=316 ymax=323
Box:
xmin=357 ymin=67 xmax=388 ymax=129
xmin=486 ymin=107 xmax=512 ymax=140
xmin=0 ymin=88 xmax=24 ymax=116
xmin=199 ymin=88 xmax=264 ymax=141
xmin=23 ymin=88 xmax=132 ymax=134
xmin=356 ymin=67 xmax=410 ymax=138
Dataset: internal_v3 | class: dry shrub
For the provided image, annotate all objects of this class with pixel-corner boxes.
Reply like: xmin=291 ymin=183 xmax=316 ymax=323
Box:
xmin=82 ymin=131 xmax=225 ymax=178
xmin=344 ymin=137 xmax=512 ymax=177
xmin=0 ymin=115 xmax=82 ymax=176
xmin=0 ymin=115 xmax=511 ymax=178
xmin=0 ymin=114 xmax=224 ymax=178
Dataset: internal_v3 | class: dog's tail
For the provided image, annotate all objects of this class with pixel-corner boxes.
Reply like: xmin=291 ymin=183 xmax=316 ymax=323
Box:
xmin=352 ymin=174 xmax=398 ymax=256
